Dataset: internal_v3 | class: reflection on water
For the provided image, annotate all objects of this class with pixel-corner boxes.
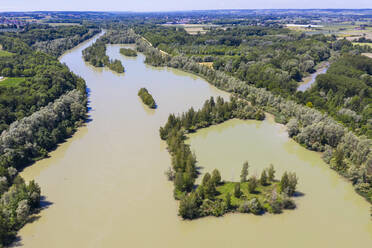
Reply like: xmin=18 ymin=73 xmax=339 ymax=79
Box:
xmin=16 ymin=34 xmax=372 ymax=248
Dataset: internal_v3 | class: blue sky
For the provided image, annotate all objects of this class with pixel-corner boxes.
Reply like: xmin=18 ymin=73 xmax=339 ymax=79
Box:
xmin=1 ymin=0 xmax=371 ymax=12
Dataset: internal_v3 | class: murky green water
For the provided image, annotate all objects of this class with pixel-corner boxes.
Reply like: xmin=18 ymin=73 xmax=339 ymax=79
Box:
xmin=15 ymin=34 xmax=372 ymax=248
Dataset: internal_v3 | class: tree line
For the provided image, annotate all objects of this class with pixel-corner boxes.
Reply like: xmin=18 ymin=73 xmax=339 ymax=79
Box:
xmin=134 ymin=32 xmax=372 ymax=214
xmin=2 ymin=23 xmax=100 ymax=57
xmin=0 ymin=25 xmax=90 ymax=245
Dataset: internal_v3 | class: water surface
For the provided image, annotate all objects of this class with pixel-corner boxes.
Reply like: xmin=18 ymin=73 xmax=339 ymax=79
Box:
xmin=16 ymin=35 xmax=372 ymax=248
xmin=297 ymin=63 xmax=329 ymax=92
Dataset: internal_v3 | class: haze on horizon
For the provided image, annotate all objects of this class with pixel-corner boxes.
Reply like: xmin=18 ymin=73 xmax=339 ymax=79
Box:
xmin=1 ymin=0 xmax=372 ymax=12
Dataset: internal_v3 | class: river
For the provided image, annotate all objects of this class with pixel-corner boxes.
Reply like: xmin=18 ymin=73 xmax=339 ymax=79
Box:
xmin=15 ymin=34 xmax=372 ymax=247
xmin=297 ymin=63 xmax=329 ymax=92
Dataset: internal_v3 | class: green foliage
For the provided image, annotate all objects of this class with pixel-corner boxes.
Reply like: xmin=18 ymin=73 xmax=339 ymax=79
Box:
xmin=280 ymin=172 xmax=298 ymax=196
xmin=159 ymin=94 xmax=298 ymax=219
xmin=240 ymin=161 xmax=249 ymax=182
xmin=248 ymin=176 xmax=258 ymax=193
xmin=260 ymin=170 xmax=268 ymax=186
xmin=0 ymin=35 xmax=87 ymax=134
xmin=0 ymin=77 xmax=25 ymax=87
xmin=234 ymin=183 xmax=242 ymax=198
xmin=179 ymin=192 xmax=200 ymax=219
xmin=225 ymin=192 xmax=232 ymax=210
xmin=0 ymin=50 xmax=13 ymax=57
xmin=267 ymin=164 xmax=275 ymax=182
xmin=120 ymin=48 xmax=137 ymax=57
xmin=82 ymin=39 xmax=125 ymax=73
xmin=300 ymin=55 xmax=372 ymax=138
xmin=135 ymin=25 xmax=331 ymax=96
xmin=211 ymin=169 xmax=221 ymax=185
xmin=248 ymin=198 xmax=263 ymax=215
xmin=138 ymin=88 xmax=156 ymax=108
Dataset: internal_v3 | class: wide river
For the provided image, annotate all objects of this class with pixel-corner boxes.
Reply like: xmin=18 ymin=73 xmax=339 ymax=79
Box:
xmin=16 ymin=34 xmax=372 ymax=247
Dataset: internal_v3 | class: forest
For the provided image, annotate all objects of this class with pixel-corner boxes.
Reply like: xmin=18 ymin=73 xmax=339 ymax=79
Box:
xmin=133 ymin=27 xmax=372 ymax=212
xmin=0 ymin=25 xmax=89 ymax=245
xmin=138 ymin=88 xmax=156 ymax=109
xmin=134 ymin=25 xmax=372 ymax=139
xmin=299 ymin=55 xmax=372 ymax=138
xmin=3 ymin=24 xmax=100 ymax=57
xmin=160 ymin=96 xmax=297 ymax=219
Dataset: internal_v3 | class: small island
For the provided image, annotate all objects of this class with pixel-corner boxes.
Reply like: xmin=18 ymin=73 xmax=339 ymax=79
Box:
xmin=138 ymin=88 xmax=156 ymax=108
xmin=120 ymin=48 xmax=137 ymax=57
xmin=160 ymin=97 xmax=298 ymax=219
xmin=82 ymin=40 xmax=125 ymax=73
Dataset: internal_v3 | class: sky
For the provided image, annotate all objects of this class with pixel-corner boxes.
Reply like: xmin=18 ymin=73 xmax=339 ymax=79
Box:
xmin=0 ymin=0 xmax=371 ymax=12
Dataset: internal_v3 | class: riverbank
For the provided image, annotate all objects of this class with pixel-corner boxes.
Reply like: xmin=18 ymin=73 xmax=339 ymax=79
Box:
xmin=133 ymin=32 xmax=372 ymax=215
xmin=297 ymin=61 xmax=330 ymax=91
xmin=13 ymin=33 xmax=372 ymax=248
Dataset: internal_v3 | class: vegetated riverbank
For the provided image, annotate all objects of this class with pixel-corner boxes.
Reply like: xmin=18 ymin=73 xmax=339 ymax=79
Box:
xmin=297 ymin=62 xmax=330 ymax=92
xmin=0 ymin=31 xmax=96 ymax=246
xmin=129 ymin=30 xmax=372 ymax=215
xmin=159 ymin=96 xmax=298 ymax=219
xmin=15 ymin=33 xmax=372 ymax=248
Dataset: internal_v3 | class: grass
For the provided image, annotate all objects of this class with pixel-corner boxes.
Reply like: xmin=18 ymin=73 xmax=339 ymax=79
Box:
xmin=0 ymin=77 xmax=26 ymax=87
xmin=353 ymin=42 xmax=372 ymax=48
xmin=216 ymin=181 xmax=280 ymax=207
xmin=0 ymin=50 xmax=14 ymax=57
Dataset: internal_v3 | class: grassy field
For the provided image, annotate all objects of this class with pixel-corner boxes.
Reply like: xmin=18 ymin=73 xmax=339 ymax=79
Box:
xmin=0 ymin=77 xmax=26 ymax=87
xmin=161 ymin=24 xmax=220 ymax=35
xmin=0 ymin=49 xmax=14 ymax=57
xmin=353 ymin=42 xmax=372 ymax=48
xmin=46 ymin=23 xmax=81 ymax=27
xmin=216 ymin=181 xmax=280 ymax=207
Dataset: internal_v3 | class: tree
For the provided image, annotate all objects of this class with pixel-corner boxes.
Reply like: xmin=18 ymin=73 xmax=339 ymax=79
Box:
xmin=287 ymin=172 xmax=298 ymax=196
xmin=225 ymin=192 xmax=232 ymax=210
xmin=248 ymin=176 xmax=258 ymax=193
xmin=165 ymin=167 xmax=175 ymax=181
xmin=248 ymin=198 xmax=262 ymax=215
xmin=267 ymin=164 xmax=275 ymax=182
xmin=260 ymin=170 xmax=268 ymax=186
xmin=211 ymin=169 xmax=221 ymax=185
xmin=240 ymin=161 xmax=249 ymax=183
xmin=234 ymin=183 xmax=242 ymax=198
xmin=179 ymin=192 xmax=200 ymax=219
xmin=204 ymin=180 xmax=217 ymax=200
xmin=174 ymin=172 xmax=184 ymax=191
xmin=202 ymin=173 xmax=211 ymax=186
xmin=280 ymin=172 xmax=289 ymax=194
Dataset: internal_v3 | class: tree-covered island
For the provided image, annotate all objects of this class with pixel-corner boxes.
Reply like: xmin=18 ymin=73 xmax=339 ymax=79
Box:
xmin=138 ymin=88 xmax=156 ymax=109
xmin=160 ymin=96 xmax=298 ymax=219
xmin=120 ymin=48 xmax=137 ymax=57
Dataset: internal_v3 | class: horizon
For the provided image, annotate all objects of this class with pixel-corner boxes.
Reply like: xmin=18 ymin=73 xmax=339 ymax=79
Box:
xmin=1 ymin=0 xmax=372 ymax=12
xmin=1 ymin=8 xmax=372 ymax=14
